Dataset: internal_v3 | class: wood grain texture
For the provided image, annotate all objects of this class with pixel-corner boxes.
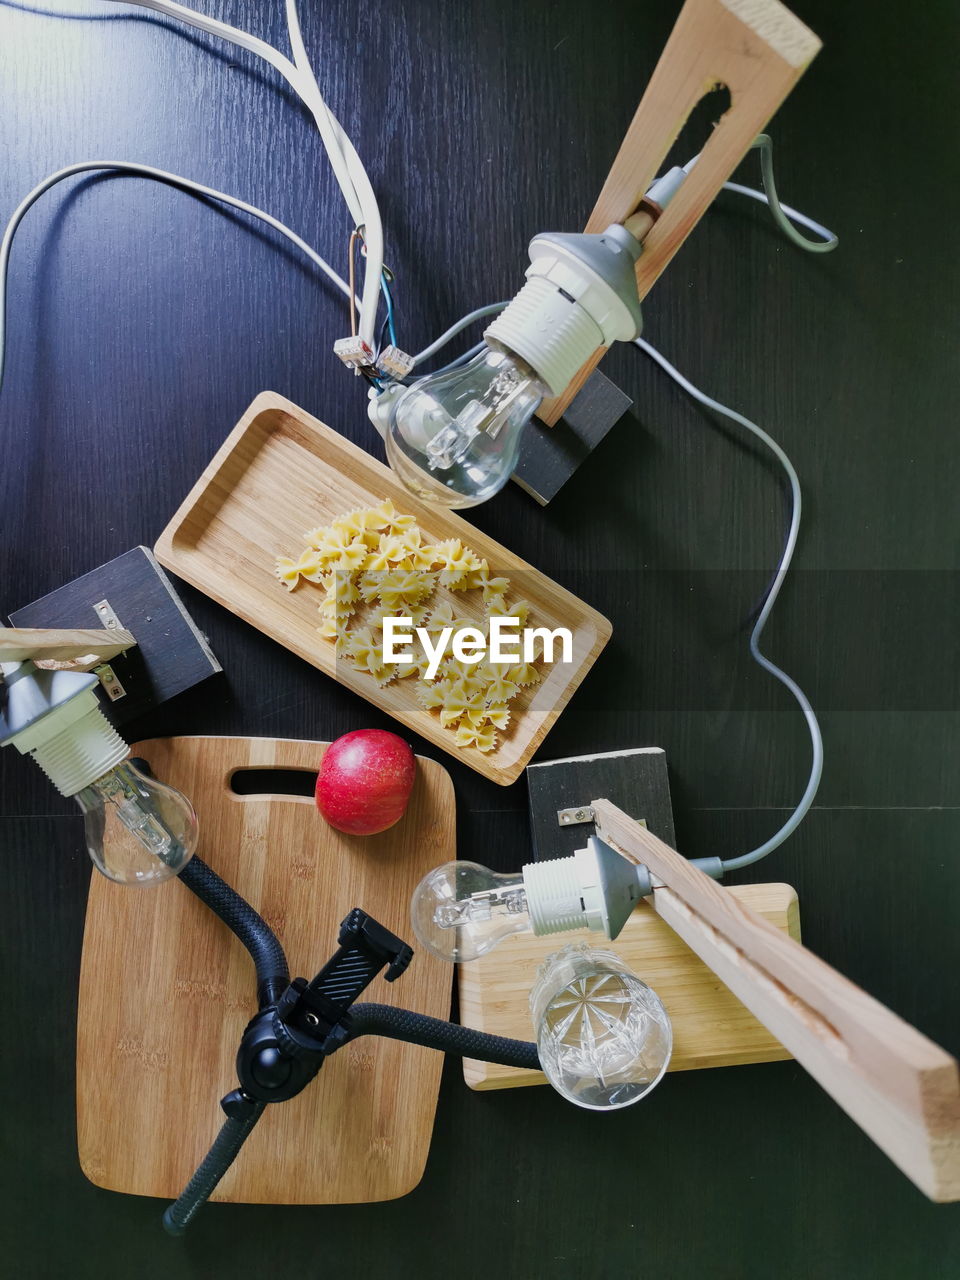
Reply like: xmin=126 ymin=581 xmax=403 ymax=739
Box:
xmin=592 ymin=799 xmax=960 ymax=1202
xmin=76 ymin=736 xmax=455 ymax=1204
xmin=154 ymin=392 xmax=612 ymax=785
xmin=0 ymin=626 xmax=136 ymax=663
xmin=460 ymin=881 xmax=800 ymax=1089
xmin=539 ymin=0 xmax=820 ymax=424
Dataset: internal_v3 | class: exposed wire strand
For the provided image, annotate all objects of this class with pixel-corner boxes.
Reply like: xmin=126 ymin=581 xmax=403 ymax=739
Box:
xmin=380 ymin=272 xmax=398 ymax=348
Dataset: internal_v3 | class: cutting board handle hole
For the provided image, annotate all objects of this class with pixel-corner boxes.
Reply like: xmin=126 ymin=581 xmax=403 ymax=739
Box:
xmin=229 ymin=767 xmax=317 ymax=797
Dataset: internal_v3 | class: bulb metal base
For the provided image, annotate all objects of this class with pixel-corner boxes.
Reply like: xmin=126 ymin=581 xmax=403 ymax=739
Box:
xmin=485 ymin=223 xmax=644 ymax=397
xmin=522 ymin=854 xmax=587 ymax=935
xmin=485 ymin=277 xmax=604 ymax=397
xmin=27 ymin=693 xmax=129 ymax=796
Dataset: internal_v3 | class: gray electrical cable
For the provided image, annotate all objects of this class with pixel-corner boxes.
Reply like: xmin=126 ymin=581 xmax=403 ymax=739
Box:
xmin=752 ymin=134 xmax=838 ymax=253
xmin=683 ymin=134 xmax=838 ymax=252
xmin=0 ymin=160 xmax=350 ymax=399
xmin=634 ymin=336 xmax=824 ymax=871
xmin=410 ymin=304 xmax=511 ymax=368
xmin=422 ymin=340 xmax=486 ymax=375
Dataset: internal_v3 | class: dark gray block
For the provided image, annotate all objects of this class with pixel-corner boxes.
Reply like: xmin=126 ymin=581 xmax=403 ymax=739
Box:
xmin=9 ymin=545 xmax=221 ymax=726
xmin=511 ymin=368 xmax=633 ymax=505
xmin=526 ymin=746 xmax=675 ymax=862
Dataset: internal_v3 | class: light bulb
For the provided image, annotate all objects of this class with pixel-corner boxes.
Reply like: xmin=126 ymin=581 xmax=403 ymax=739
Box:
xmin=377 ymin=223 xmax=646 ymax=507
xmin=410 ymin=861 xmax=530 ymax=961
xmin=385 ymin=346 xmax=547 ymax=508
xmin=410 ymin=839 xmax=652 ymax=963
xmin=0 ymin=663 xmax=196 ymax=886
xmin=75 ymin=759 xmax=197 ymax=886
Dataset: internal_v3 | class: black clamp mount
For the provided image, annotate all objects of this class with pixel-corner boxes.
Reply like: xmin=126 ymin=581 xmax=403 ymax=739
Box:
xmin=228 ymin=909 xmax=413 ymax=1117
xmin=164 ymin=858 xmax=538 ymax=1237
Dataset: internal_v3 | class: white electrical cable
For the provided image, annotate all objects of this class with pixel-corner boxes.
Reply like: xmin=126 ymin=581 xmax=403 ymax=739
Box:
xmin=100 ymin=0 xmax=384 ymax=344
xmin=634 ymin=336 xmax=824 ymax=871
xmin=0 ymin=160 xmax=350 ymax=398
xmin=282 ymin=0 xmax=385 ymax=345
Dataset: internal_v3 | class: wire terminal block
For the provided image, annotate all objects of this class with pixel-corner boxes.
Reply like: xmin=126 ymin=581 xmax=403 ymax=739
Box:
xmin=375 ymin=345 xmax=415 ymax=380
xmin=333 ymin=336 xmax=376 ymax=372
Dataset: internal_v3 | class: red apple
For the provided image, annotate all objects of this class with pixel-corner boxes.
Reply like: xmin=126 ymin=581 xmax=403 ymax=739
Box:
xmin=315 ymin=730 xmax=416 ymax=835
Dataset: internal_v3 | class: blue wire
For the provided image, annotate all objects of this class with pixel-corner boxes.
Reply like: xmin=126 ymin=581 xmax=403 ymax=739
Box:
xmin=380 ymin=271 xmax=398 ymax=347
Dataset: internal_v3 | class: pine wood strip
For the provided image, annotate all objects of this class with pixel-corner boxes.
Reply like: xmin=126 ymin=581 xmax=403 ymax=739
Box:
xmin=154 ymin=392 xmax=611 ymax=786
xmin=77 ymin=735 xmax=456 ymax=1204
xmin=459 ymin=882 xmax=799 ymax=1090
xmin=0 ymin=625 xmax=136 ymax=663
xmin=538 ymin=0 xmax=820 ymax=425
xmin=591 ymin=798 xmax=960 ymax=1202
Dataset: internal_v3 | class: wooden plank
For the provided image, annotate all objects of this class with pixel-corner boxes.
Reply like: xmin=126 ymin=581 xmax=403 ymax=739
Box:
xmin=460 ymin=881 xmax=799 ymax=1090
xmin=154 ymin=392 xmax=612 ymax=785
xmin=591 ymin=798 xmax=960 ymax=1203
xmin=539 ymin=0 xmax=821 ymax=425
xmin=0 ymin=625 xmax=136 ymax=663
xmin=77 ymin=735 xmax=456 ymax=1205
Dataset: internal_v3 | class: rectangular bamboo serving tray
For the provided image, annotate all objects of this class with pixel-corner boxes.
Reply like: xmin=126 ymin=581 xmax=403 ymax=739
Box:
xmin=155 ymin=392 xmax=612 ymax=785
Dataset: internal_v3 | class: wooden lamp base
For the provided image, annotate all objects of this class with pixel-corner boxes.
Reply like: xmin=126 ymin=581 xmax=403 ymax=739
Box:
xmin=459 ymin=882 xmax=800 ymax=1090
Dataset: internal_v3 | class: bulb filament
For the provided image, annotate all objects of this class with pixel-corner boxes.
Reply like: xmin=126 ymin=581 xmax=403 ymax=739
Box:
xmin=435 ymin=885 xmax=528 ymax=929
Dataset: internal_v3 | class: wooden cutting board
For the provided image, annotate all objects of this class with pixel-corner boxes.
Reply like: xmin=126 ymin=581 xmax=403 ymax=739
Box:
xmin=76 ymin=736 xmax=455 ymax=1204
xmin=154 ymin=392 xmax=611 ymax=785
xmin=459 ymin=882 xmax=800 ymax=1089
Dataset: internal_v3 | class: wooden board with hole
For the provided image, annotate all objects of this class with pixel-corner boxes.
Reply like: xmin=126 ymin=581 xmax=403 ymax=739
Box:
xmin=154 ymin=393 xmax=611 ymax=786
xmin=538 ymin=0 xmax=822 ymax=424
xmin=459 ymin=882 xmax=800 ymax=1089
xmin=76 ymin=735 xmax=456 ymax=1204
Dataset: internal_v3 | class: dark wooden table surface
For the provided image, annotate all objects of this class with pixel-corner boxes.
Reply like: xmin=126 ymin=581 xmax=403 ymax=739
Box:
xmin=1 ymin=1 xmax=958 ymax=1276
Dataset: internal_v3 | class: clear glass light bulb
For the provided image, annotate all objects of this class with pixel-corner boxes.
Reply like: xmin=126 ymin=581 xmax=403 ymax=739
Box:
xmin=75 ymin=760 xmax=197 ymax=886
xmin=411 ymin=860 xmax=532 ymax=961
xmin=386 ymin=346 xmax=547 ymax=508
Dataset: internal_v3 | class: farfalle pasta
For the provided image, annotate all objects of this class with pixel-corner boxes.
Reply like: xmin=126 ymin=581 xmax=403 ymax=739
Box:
xmin=275 ymin=499 xmax=547 ymax=754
